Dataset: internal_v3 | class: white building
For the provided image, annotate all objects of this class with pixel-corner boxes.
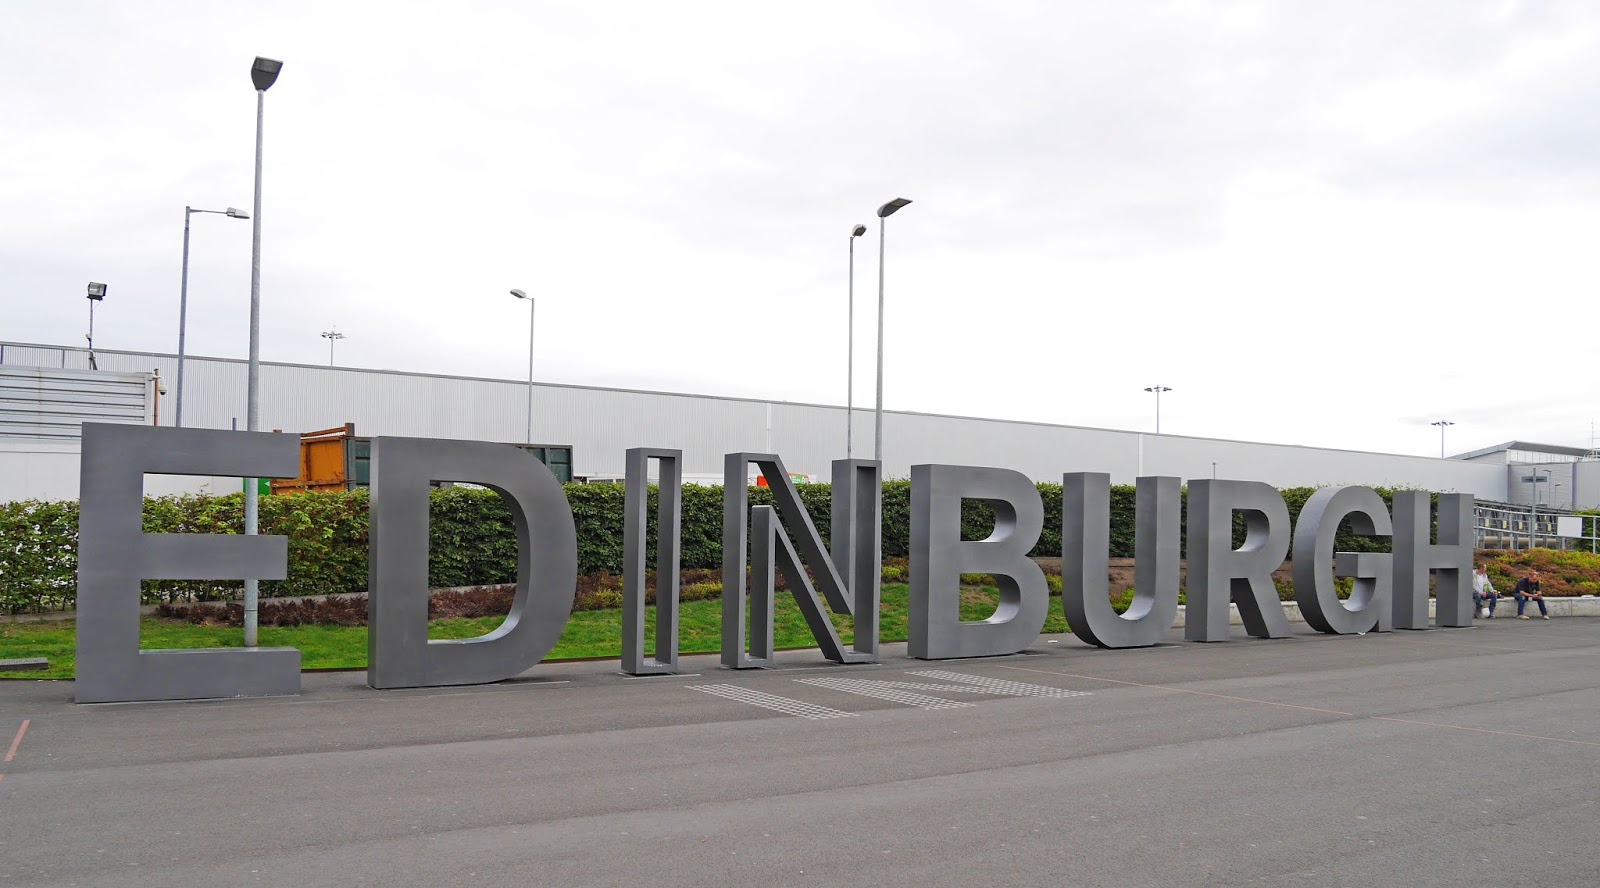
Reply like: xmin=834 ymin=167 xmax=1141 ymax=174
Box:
xmin=1 ymin=339 xmax=1516 ymax=503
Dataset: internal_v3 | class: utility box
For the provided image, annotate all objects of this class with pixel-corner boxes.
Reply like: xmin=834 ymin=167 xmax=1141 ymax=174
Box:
xmin=270 ymin=423 xmax=574 ymax=493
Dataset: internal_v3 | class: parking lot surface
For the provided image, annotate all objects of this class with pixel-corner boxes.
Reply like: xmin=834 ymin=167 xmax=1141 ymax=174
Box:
xmin=1 ymin=619 xmax=1597 ymax=887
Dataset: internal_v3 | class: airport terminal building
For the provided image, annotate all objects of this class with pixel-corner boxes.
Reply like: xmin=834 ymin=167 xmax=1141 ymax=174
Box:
xmin=0 ymin=339 xmax=1585 ymax=514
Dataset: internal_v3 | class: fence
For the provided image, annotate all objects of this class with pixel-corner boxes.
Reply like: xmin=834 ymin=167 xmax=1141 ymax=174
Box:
xmin=1475 ymin=502 xmax=1598 ymax=552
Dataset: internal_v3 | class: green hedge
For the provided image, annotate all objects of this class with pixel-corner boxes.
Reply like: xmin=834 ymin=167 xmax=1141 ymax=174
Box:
xmin=0 ymin=482 xmax=1401 ymax=614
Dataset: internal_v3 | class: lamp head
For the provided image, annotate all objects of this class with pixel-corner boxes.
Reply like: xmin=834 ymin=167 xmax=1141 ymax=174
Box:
xmin=86 ymin=282 xmax=107 ymax=301
xmin=251 ymin=57 xmax=283 ymax=92
xmin=225 ymin=207 xmax=250 ymax=219
xmin=510 ymin=289 xmax=529 ymax=300
xmin=877 ymin=198 xmax=912 ymax=218
xmin=851 ymin=224 xmax=867 ymax=238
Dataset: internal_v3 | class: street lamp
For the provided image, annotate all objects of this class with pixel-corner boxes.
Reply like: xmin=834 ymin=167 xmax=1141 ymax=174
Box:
xmin=320 ymin=329 xmax=346 ymax=366
xmin=1430 ymin=420 xmax=1454 ymax=459
xmin=85 ymin=282 xmax=106 ymax=370
xmin=1144 ymin=385 xmax=1172 ymax=434
xmin=874 ymin=197 xmax=911 ymax=463
xmin=176 ymin=206 xmax=249 ymax=427
xmin=243 ymin=55 xmax=282 ymax=648
xmin=511 ymin=289 xmax=534 ymax=444
xmin=846 ymin=222 xmax=866 ymax=459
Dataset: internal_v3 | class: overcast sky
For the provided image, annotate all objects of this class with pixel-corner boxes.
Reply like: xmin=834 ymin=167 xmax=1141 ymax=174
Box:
xmin=3 ymin=1 xmax=1597 ymax=458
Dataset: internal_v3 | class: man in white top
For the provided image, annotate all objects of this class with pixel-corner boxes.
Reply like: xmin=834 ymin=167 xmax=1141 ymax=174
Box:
xmin=1472 ymin=564 xmax=1498 ymax=619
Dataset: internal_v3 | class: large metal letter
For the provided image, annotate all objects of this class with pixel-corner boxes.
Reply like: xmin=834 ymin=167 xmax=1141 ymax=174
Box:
xmin=1393 ymin=492 xmax=1474 ymax=629
xmin=367 ymin=437 xmax=577 ymax=688
xmin=720 ymin=454 xmax=880 ymax=669
xmin=76 ymin=424 xmax=300 ymax=703
xmin=1291 ymin=486 xmax=1393 ymax=635
xmin=908 ymin=464 xmax=1048 ymax=659
xmin=1185 ymin=479 xmax=1293 ymax=642
xmin=1062 ymin=473 xmax=1181 ymax=648
xmin=622 ymin=448 xmax=681 ymax=675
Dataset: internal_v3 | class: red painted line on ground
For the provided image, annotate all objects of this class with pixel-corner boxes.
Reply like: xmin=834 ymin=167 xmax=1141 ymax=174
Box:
xmin=1370 ymin=716 xmax=1600 ymax=748
xmin=4 ymin=719 xmax=29 ymax=763
xmin=995 ymin=663 xmax=1600 ymax=748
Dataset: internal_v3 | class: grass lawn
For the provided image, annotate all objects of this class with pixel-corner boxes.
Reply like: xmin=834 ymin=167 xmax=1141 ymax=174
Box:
xmin=0 ymin=584 xmax=1074 ymax=681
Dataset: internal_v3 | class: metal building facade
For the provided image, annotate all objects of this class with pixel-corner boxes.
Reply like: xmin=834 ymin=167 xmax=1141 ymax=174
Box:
xmin=0 ymin=340 xmax=1509 ymax=500
xmin=0 ymin=365 xmax=153 ymax=440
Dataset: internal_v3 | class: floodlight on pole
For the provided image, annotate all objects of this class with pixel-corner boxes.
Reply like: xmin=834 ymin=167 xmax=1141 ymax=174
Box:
xmin=86 ymin=282 xmax=106 ymax=370
xmin=251 ymin=56 xmax=282 ymax=91
xmin=511 ymin=289 xmax=535 ymax=444
xmin=1430 ymin=420 xmax=1454 ymax=459
xmin=846 ymin=223 xmax=866 ymax=460
xmin=176 ymin=206 xmax=249 ymax=427
xmin=321 ymin=329 xmax=346 ymax=366
xmin=873 ymin=197 xmax=912 ymax=463
xmin=243 ymin=55 xmax=281 ymax=648
xmin=1144 ymin=385 xmax=1172 ymax=434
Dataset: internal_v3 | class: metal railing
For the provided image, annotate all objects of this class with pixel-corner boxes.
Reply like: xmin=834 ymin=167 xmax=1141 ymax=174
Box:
xmin=1475 ymin=502 xmax=1598 ymax=552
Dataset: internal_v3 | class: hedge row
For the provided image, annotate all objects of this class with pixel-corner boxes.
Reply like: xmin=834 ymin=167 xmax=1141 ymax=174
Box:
xmin=0 ymin=482 xmax=1400 ymax=613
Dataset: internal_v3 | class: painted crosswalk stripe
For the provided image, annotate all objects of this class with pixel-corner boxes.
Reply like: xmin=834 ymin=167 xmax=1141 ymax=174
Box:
xmin=795 ymin=676 xmax=976 ymax=710
xmin=691 ymin=684 xmax=856 ymax=720
xmin=908 ymin=670 xmax=1090 ymax=699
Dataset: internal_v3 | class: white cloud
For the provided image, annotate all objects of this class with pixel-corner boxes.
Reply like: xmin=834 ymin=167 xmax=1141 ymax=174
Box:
xmin=2 ymin=0 xmax=1598 ymax=459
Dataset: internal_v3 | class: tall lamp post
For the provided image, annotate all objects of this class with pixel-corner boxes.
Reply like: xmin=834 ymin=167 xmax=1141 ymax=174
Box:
xmin=320 ymin=329 xmax=345 ymax=366
xmin=1144 ymin=385 xmax=1172 ymax=434
xmin=846 ymin=223 xmax=866 ymax=459
xmin=874 ymin=198 xmax=911 ymax=462
xmin=511 ymin=289 xmax=535 ymax=443
xmin=243 ymin=55 xmax=282 ymax=649
xmin=85 ymin=282 xmax=107 ymax=369
xmin=1431 ymin=419 xmax=1454 ymax=459
xmin=176 ymin=206 xmax=249 ymax=427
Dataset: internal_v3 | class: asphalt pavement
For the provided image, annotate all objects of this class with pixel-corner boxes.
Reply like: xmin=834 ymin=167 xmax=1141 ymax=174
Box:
xmin=1 ymin=618 xmax=1597 ymax=887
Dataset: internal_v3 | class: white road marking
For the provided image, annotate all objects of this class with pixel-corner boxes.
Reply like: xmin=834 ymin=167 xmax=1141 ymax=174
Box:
xmin=908 ymin=670 xmax=1090 ymax=699
xmin=795 ymin=676 xmax=975 ymax=710
xmin=690 ymin=684 xmax=856 ymax=720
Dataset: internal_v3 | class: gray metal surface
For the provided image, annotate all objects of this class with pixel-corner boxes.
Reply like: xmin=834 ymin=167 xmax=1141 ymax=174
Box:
xmin=1184 ymin=479 xmax=1294 ymax=642
xmin=720 ymin=454 xmax=880 ymax=669
xmin=908 ymin=464 xmax=1048 ymax=659
xmin=1062 ymin=473 xmax=1181 ymax=648
xmin=74 ymin=423 xmax=301 ymax=703
xmin=0 ymin=366 xmax=150 ymax=441
xmin=1291 ymin=486 xmax=1394 ymax=635
xmin=1393 ymin=491 xmax=1475 ymax=630
xmin=830 ymin=459 xmax=883 ymax=659
xmin=621 ymin=448 xmax=681 ymax=675
xmin=366 ymin=437 xmax=577 ymax=688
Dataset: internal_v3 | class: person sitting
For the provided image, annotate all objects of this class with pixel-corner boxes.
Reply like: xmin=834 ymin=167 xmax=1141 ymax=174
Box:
xmin=1513 ymin=571 xmax=1549 ymax=620
xmin=1472 ymin=564 xmax=1498 ymax=618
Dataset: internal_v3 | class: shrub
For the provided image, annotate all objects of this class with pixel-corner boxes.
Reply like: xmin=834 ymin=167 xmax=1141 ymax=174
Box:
xmin=0 ymin=479 xmax=1513 ymax=615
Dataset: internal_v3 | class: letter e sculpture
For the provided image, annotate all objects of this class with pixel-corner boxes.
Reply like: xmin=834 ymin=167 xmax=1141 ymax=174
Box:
xmin=75 ymin=424 xmax=301 ymax=703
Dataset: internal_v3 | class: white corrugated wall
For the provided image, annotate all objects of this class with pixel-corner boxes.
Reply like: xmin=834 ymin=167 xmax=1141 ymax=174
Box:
xmin=0 ymin=340 xmax=1509 ymax=501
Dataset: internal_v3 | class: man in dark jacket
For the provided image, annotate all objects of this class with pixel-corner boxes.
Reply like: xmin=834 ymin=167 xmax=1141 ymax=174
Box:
xmin=1513 ymin=571 xmax=1549 ymax=620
